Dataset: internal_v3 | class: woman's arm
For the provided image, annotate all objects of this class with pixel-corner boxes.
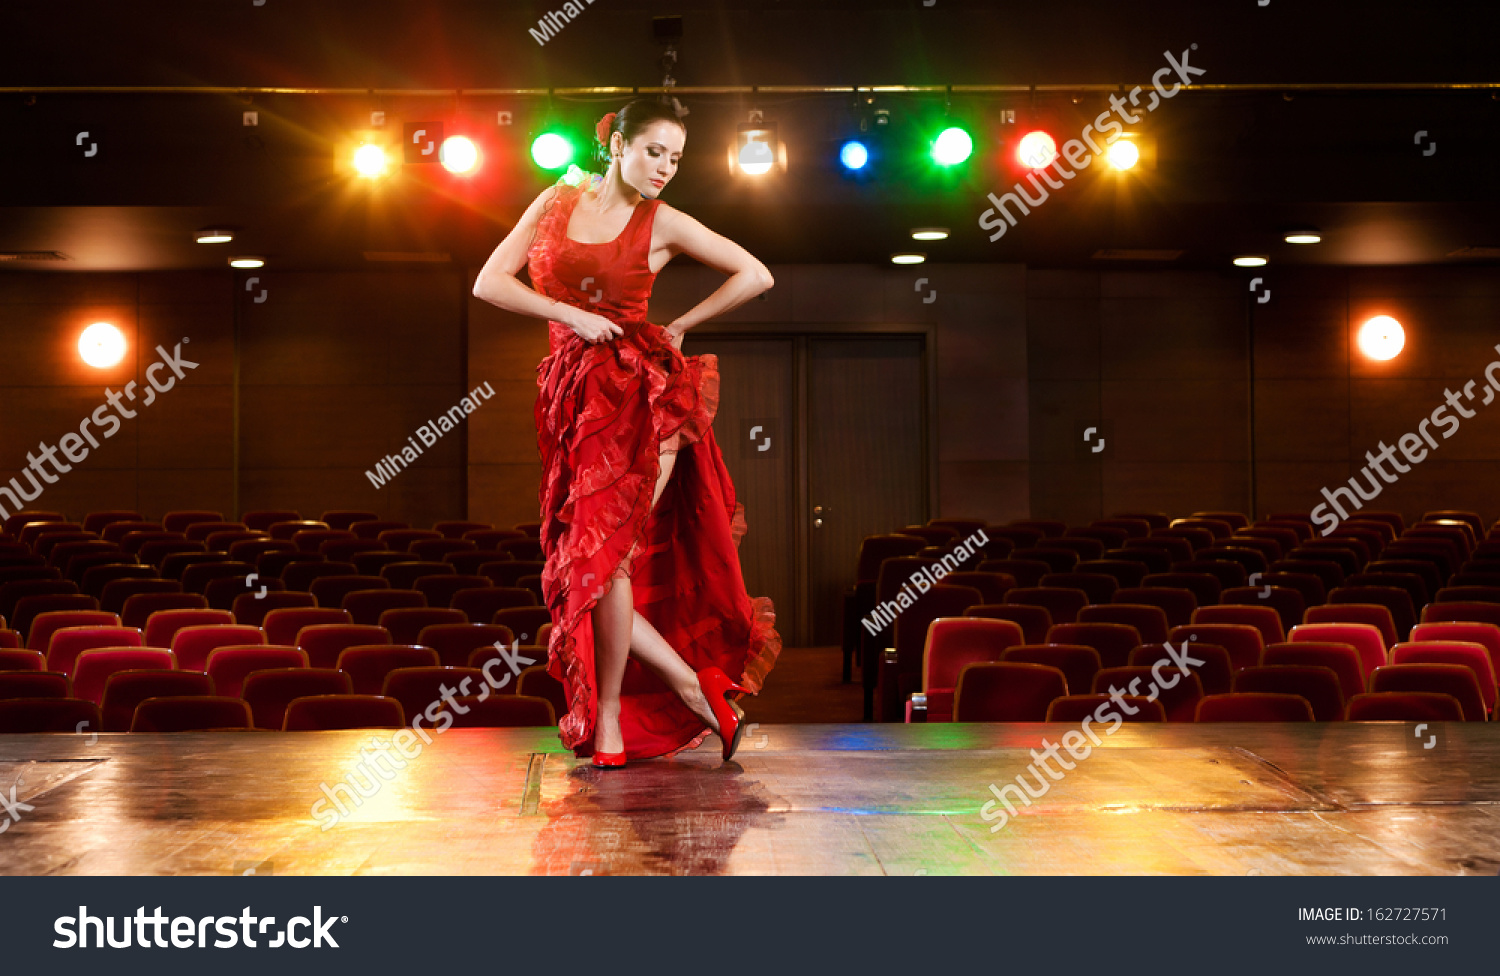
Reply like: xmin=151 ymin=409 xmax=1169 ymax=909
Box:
xmin=472 ymin=187 xmax=623 ymax=344
xmin=656 ymin=205 xmax=775 ymax=346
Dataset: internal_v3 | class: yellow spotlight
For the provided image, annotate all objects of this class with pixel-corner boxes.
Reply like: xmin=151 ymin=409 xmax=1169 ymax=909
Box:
xmin=353 ymin=142 xmax=389 ymax=178
xmin=440 ymin=136 xmax=480 ymax=175
xmin=79 ymin=322 xmax=126 ymax=369
xmin=1358 ymin=315 xmax=1405 ymax=361
xmin=1106 ymin=139 xmax=1140 ymax=171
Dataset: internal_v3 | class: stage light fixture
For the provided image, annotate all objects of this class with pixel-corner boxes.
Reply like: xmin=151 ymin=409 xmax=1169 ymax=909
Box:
xmin=1285 ymin=228 xmax=1322 ymax=244
xmin=890 ymin=253 xmax=926 ymax=265
xmin=731 ymin=115 xmax=784 ymax=177
xmin=1357 ymin=315 xmax=1405 ymax=361
xmin=1233 ymin=255 xmax=1268 ymax=268
xmin=78 ymin=323 xmax=126 ymax=369
xmin=353 ymin=142 xmax=389 ymax=178
xmin=229 ymin=256 xmax=265 ymax=269
xmin=195 ymin=229 xmax=234 ymax=244
xmin=440 ymin=135 xmax=481 ymax=175
xmin=531 ymin=132 xmax=574 ymax=170
xmin=840 ymin=140 xmax=870 ymax=171
xmin=931 ymin=126 xmax=973 ymax=166
xmin=911 ymin=228 xmax=949 ymax=241
xmin=1016 ymin=130 xmax=1057 ymax=169
xmin=1105 ymin=138 xmax=1140 ymax=171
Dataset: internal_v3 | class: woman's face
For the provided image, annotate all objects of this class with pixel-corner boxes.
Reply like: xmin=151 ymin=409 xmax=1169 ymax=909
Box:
xmin=613 ymin=119 xmax=684 ymax=199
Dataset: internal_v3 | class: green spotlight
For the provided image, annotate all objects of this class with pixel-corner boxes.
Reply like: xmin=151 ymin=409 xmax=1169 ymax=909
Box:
xmin=531 ymin=132 xmax=574 ymax=170
xmin=931 ymin=126 xmax=974 ymax=166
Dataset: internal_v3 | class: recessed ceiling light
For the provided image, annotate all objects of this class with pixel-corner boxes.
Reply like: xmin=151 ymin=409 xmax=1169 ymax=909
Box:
xmin=195 ymin=228 xmax=234 ymax=244
xmin=1233 ymin=255 xmax=1268 ymax=268
xmin=911 ymin=228 xmax=949 ymax=241
xmin=229 ymin=256 xmax=265 ymax=269
xmin=891 ymin=253 xmax=926 ymax=266
xmin=1284 ymin=228 xmax=1322 ymax=245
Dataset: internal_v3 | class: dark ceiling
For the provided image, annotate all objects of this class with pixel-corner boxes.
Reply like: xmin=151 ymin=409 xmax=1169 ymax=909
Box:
xmin=2 ymin=0 xmax=1498 ymax=272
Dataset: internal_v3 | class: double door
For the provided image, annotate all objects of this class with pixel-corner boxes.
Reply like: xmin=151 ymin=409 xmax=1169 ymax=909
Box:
xmin=690 ymin=334 xmax=927 ymax=646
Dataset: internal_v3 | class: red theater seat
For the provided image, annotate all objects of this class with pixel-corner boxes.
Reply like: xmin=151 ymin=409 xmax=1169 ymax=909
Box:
xmin=1129 ymin=642 xmax=1234 ymax=696
xmin=100 ymin=578 xmax=181 ymax=615
xmin=1218 ymin=586 xmax=1306 ymax=633
xmin=1346 ymin=692 xmax=1466 ymax=723
xmin=296 ymin=624 xmax=392 ymax=669
xmin=1005 ymin=587 xmax=1088 ymax=626
xmin=434 ymin=521 xmax=493 ymax=540
xmin=410 ymin=539 xmax=477 ymax=563
xmin=451 ymin=587 xmax=536 ymax=623
xmin=517 ymin=666 xmax=567 ymax=717
xmin=1420 ymin=602 xmax=1500 ymax=628
xmin=906 ymin=623 xmax=1026 ymax=722
xmin=337 ymin=644 xmax=441 ymax=696
xmin=72 ymin=648 xmax=176 ymax=706
xmin=1046 ymin=622 xmax=1141 ymax=670
xmin=1410 ymin=622 xmax=1500 ymax=682
xmin=260 ymin=607 xmax=351 ymax=647
xmin=0 ymin=671 xmax=69 ymax=700
xmin=999 ymin=644 xmax=1101 ymax=699
xmin=121 ymin=593 xmax=208 ymax=630
xmin=1093 ymin=666 xmax=1204 ymax=722
xmin=1196 ymin=693 xmax=1314 ymax=722
xmin=1192 ymin=604 xmax=1285 ymax=646
xmin=417 ymin=623 xmax=516 ymax=669
xmin=102 ymin=670 xmax=215 ymax=732
xmin=202 ymin=645 xmax=306 ymax=698
xmin=322 ymin=511 xmax=380 ymax=532
xmin=0 ymin=698 xmax=100 ymax=733
xmin=414 ymin=575 xmax=492 ymax=609
xmin=282 ymin=695 xmax=405 ymax=731
xmin=1169 ymin=624 xmax=1264 ymax=672
xmin=130 ymin=696 xmax=252 ymax=732
xmin=171 ymin=625 xmax=266 ymax=672
xmin=1045 ymin=694 xmax=1165 ymax=723
xmin=1079 ymin=604 xmax=1170 ymax=644
xmin=26 ymin=608 xmax=115 ymax=651
xmin=1264 ymin=642 xmax=1366 ymax=702
xmin=0 ymin=649 xmax=45 ymax=671
xmin=308 ymin=575 xmax=389 ymax=609
xmin=1390 ymin=641 xmax=1496 ymax=711
xmin=952 ymin=662 xmax=1068 ymax=722
xmin=282 ymin=561 xmax=359 ymax=592
xmin=1370 ymin=664 xmax=1487 ymax=721
xmin=1112 ymin=587 xmax=1198 ymax=629
xmin=343 ymin=589 xmax=427 ymax=626
xmin=232 ymin=590 xmax=317 ymax=627
xmin=1305 ymin=603 xmax=1398 ymax=649
xmin=380 ymin=561 xmax=455 ymax=590
xmin=142 ymin=608 xmax=232 ymax=649
xmin=1234 ymin=665 xmax=1345 ymax=720
xmin=965 ymin=604 xmax=1052 ymax=644
xmin=381 ymin=666 xmax=488 ymax=726
xmin=46 ymin=625 xmax=144 ymax=674
xmin=242 ymin=669 xmax=352 ymax=730
xmin=1288 ymin=622 xmax=1388 ymax=684
xmin=489 ymin=607 xmax=551 ymax=645
xmin=162 ymin=511 xmax=223 ymax=534
xmin=242 ymin=511 xmax=302 ymax=533
xmin=1143 ymin=573 xmax=1221 ymax=608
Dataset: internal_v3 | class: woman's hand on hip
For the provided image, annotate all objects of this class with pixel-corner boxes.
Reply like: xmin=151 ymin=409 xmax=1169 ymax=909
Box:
xmin=664 ymin=323 xmax=686 ymax=351
xmin=567 ymin=308 xmax=624 ymax=345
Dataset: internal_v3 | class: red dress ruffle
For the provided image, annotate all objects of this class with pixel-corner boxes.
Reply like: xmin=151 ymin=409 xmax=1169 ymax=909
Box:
xmin=526 ymin=177 xmax=782 ymax=760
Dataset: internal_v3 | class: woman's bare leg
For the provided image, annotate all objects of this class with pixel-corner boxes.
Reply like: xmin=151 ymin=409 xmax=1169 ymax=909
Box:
xmin=590 ymin=441 xmax=722 ymax=755
xmin=590 ymin=579 xmax=632 ymax=755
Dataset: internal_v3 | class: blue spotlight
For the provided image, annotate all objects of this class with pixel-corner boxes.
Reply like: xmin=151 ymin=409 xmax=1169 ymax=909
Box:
xmin=840 ymin=140 xmax=870 ymax=171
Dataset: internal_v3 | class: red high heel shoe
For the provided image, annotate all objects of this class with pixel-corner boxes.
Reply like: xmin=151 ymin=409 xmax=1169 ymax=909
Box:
xmin=592 ymin=750 xmax=627 ymax=769
xmin=696 ymin=666 xmax=750 ymax=761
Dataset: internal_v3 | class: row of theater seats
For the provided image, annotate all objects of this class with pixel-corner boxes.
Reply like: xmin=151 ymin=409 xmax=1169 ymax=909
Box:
xmin=0 ymin=509 xmax=563 ymax=734
xmin=845 ymin=509 xmax=1500 ymax=724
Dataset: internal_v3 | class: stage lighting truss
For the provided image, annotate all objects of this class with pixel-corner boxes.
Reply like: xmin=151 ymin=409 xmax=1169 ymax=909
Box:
xmin=730 ymin=110 xmax=785 ymax=177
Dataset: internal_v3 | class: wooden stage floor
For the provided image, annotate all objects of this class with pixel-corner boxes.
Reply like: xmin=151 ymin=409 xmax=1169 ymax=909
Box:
xmin=2 ymin=723 xmax=1497 ymax=876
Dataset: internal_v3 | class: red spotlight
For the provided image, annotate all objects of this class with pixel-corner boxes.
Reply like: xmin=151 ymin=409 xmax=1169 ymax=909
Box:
xmin=1016 ymin=130 xmax=1058 ymax=169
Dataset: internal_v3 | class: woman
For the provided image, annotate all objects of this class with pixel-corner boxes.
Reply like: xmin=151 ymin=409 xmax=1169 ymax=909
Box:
xmin=472 ymin=98 xmax=781 ymax=767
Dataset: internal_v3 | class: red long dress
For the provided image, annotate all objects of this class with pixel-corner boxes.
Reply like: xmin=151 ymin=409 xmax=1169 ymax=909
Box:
xmin=526 ymin=177 xmax=782 ymax=760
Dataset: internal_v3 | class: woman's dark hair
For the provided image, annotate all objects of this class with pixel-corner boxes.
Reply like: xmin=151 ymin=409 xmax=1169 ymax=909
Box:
xmin=595 ymin=97 xmax=686 ymax=165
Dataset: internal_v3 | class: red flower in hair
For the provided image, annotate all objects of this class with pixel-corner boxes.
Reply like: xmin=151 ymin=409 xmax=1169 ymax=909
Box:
xmin=595 ymin=111 xmax=618 ymax=148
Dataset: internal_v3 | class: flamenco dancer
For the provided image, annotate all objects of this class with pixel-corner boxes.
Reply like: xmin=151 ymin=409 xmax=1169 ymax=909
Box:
xmin=474 ymin=98 xmax=782 ymax=767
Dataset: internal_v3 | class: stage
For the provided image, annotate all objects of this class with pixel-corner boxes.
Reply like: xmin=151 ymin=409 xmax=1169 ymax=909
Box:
xmin=1 ymin=724 xmax=1496 ymax=876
